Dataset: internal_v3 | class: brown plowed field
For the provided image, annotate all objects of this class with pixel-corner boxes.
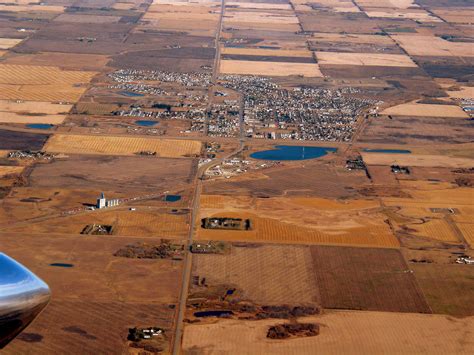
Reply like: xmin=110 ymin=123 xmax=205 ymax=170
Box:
xmin=411 ymin=264 xmax=474 ymax=317
xmin=29 ymin=154 xmax=195 ymax=192
xmin=193 ymin=244 xmax=320 ymax=305
xmin=310 ymin=245 xmax=431 ymax=313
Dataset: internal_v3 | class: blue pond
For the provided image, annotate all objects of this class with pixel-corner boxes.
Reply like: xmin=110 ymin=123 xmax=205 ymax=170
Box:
xmin=363 ymin=148 xmax=411 ymax=154
xmin=119 ymin=91 xmax=144 ymax=97
xmin=26 ymin=124 xmax=54 ymax=130
xmin=136 ymin=120 xmax=158 ymax=127
xmin=165 ymin=195 xmax=181 ymax=202
xmin=50 ymin=263 xmax=74 ymax=268
xmin=194 ymin=310 xmax=234 ymax=318
xmin=250 ymin=145 xmax=337 ymax=161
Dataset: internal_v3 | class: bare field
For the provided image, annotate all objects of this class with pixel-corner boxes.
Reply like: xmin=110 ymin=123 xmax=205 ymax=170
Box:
xmin=311 ymin=32 xmax=397 ymax=45
xmin=197 ymin=195 xmax=399 ymax=248
xmin=0 ymin=37 xmax=23 ymax=49
xmin=315 ymin=52 xmax=417 ymax=67
xmin=430 ymin=8 xmax=474 ymax=24
xmin=0 ymin=128 xmax=49 ymax=150
xmin=54 ymin=14 xmax=122 ymax=23
xmin=0 ymin=4 xmax=64 ymax=12
xmin=0 ymin=98 xmax=71 ymax=124
xmin=0 ymin=165 xmax=23 ymax=177
xmin=457 ymin=223 xmax=474 ymax=248
xmin=302 ymin=0 xmax=360 ymax=12
xmin=364 ymin=9 xmax=441 ymax=22
xmin=227 ymin=2 xmax=292 ymax=10
xmin=412 ymin=263 xmax=474 ymax=317
xmin=362 ymin=153 xmax=474 ymax=168
xmin=193 ymin=244 xmax=320 ymax=305
xmin=220 ymin=60 xmax=323 ymax=77
xmin=29 ymin=154 xmax=195 ymax=192
xmin=381 ymin=101 xmax=469 ymax=118
xmin=311 ymin=245 xmax=431 ymax=312
xmin=406 ymin=218 xmax=460 ymax=243
xmin=0 ymin=64 xmax=96 ymax=102
xmin=445 ymin=86 xmax=474 ymax=99
xmin=44 ymin=134 xmax=202 ymax=157
xmin=355 ymin=0 xmax=419 ymax=9
xmin=392 ymin=35 xmax=474 ymax=57
xmin=182 ymin=311 xmax=474 ymax=354
xmin=3 ymin=52 xmax=110 ymax=71
xmin=0 ymin=100 xmax=72 ymax=114
xmin=204 ymin=160 xmax=369 ymax=198
xmin=5 ymin=208 xmax=190 ymax=238
xmin=0 ymin=112 xmax=65 ymax=124
xmin=221 ymin=46 xmax=312 ymax=58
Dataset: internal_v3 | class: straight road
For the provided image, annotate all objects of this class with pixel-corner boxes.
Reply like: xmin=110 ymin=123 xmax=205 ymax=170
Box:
xmin=171 ymin=1 xmax=228 ymax=354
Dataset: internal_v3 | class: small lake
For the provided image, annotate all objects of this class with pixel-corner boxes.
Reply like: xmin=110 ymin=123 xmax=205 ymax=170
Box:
xmin=50 ymin=263 xmax=74 ymax=268
xmin=194 ymin=310 xmax=234 ymax=318
xmin=250 ymin=145 xmax=337 ymax=161
xmin=136 ymin=120 xmax=158 ymax=127
xmin=363 ymin=148 xmax=411 ymax=154
xmin=119 ymin=91 xmax=144 ymax=97
xmin=165 ymin=195 xmax=181 ymax=202
xmin=26 ymin=124 xmax=54 ymax=130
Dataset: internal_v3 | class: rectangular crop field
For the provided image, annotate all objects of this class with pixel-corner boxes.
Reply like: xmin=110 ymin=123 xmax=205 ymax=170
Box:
xmin=0 ymin=166 xmax=24 ymax=177
xmin=192 ymin=244 xmax=320 ymax=305
xmin=457 ymin=223 xmax=474 ymax=248
xmin=392 ymin=35 xmax=474 ymax=57
xmin=182 ymin=311 xmax=474 ymax=354
xmin=362 ymin=153 xmax=474 ymax=168
xmin=44 ymin=134 xmax=202 ymax=158
xmin=381 ymin=101 xmax=468 ymax=118
xmin=311 ymin=245 xmax=431 ymax=313
xmin=0 ymin=38 xmax=23 ymax=49
xmin=221 ymin=46 xmax=313 ymax=58
xmin=315 ymin=52 xmax=417 ymax=67
xmin=411 ymin=264 xmax=474 ymax=317
xmin=220 ymin=60 xmax=323 ymax=77
xmin=0 ymin=64 xmax=96 ymax=102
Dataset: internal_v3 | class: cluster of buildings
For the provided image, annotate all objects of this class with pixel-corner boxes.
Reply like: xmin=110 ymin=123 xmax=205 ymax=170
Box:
xmin=8 ymin=150 xmax=56 ymax=160
xmin=208 ymin=101 xmax=240 ymax=137
xmin=459 ymin=97 xmax=474 ymax=118
xmin=219 ymin=75 xmax=377 ymax=141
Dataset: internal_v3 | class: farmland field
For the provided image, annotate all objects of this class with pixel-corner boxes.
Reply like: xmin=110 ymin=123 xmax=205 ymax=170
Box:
xmin=182 ymin=311 xmax=474 ymax=354
xmin=411 ymin=264 xmax=474 ymax=317
xmin=44 ymin=134 xmax=202 ymax=157
xmin=310 ymin=246 xmax=431 ymax=313
xmin=381 ymin=101 xmax=469 ymax=118
xmin=5 ymin=208 xmax=190 ymax=238
xmin=220 ymin=60 xmax=323 ymax=77
xmin=457 ymin=223 xmax=474 ymax=248
xmin=315 ymin=52 xmax=417 ymax=67
xmin=0 ymin=165 xmax=23 ymax=177
xmin=0 ymin=64 xmax=96 ymax=102
xmin=192 ymin=244 xmax=320 ymax=305
xmin=197 ymin=195 xmax=399 ymax=248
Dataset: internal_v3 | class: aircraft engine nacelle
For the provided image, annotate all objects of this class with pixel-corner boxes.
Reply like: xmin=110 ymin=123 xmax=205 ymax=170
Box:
xmin=0 ymin=253 xmax=50 ymax=348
